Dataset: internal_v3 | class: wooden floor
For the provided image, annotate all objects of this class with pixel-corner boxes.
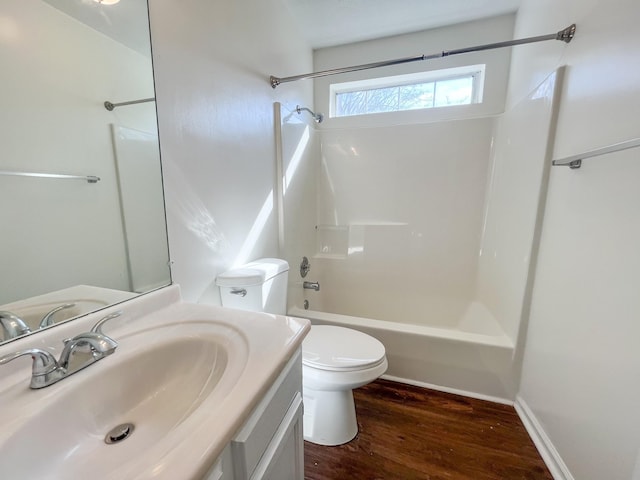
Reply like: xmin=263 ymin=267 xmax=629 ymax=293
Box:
xmin=304 ymin=379 xmax=552 ymax=480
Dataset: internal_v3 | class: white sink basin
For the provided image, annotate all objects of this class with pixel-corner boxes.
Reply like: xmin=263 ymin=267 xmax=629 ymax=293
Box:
xmin=0 ymin=319 xmax=248 ymax=479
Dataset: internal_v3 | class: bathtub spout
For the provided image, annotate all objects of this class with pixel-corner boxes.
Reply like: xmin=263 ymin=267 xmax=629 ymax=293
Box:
xmin=303 ymin=281 xmax=320 ymax=292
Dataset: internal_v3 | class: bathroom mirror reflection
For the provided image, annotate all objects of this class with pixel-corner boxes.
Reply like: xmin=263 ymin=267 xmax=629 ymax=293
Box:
xmin=0 ymin=0 xmax=171 ymax=345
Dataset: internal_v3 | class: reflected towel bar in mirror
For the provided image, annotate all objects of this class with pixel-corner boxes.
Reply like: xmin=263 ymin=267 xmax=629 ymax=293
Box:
xmin=0 ymin=171 xmax=100 ymax=183
xmin=104 ymin=97 xmax=155 ymax=111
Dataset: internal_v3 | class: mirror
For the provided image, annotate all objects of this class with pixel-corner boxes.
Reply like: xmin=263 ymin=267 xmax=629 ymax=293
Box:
xmin=0 ymin=0 xmax=171 ymax=345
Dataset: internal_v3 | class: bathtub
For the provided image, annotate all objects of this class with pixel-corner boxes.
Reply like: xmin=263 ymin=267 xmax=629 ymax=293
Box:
xmin=289 ymin=301 xmax=516 ymax=403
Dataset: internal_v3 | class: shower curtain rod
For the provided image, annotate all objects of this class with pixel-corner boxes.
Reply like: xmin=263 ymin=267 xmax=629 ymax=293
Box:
xmin=104 ymin=97 xmax=155 ymax=111
xmin=270 ymin=24 xmax=576 ymax=88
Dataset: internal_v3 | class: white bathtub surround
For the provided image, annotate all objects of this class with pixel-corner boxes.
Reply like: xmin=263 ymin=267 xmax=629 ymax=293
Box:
xmin=277 ymin=13 xmax=564 ymax=403
xmin=283 ymin=71 xmax=563 ymax=400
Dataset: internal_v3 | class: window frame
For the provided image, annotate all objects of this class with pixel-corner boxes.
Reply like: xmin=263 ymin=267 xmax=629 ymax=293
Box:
xmin=329 ymin=64 xmax=486 ymax=118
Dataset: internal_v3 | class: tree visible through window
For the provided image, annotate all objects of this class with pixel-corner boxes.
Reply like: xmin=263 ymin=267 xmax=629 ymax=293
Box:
xmin=332 ymin=66 xmax=483 ymax=118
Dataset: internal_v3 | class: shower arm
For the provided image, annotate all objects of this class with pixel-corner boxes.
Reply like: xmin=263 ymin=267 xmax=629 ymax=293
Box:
xmin=296 ymin=105 xmax=324 ymax=123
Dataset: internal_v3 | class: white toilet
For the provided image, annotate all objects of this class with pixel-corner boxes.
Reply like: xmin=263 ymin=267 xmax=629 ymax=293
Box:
xmin=216 ymin=258 xmax=388 ymax=446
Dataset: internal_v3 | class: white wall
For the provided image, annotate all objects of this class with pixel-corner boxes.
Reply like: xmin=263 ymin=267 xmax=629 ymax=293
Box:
xmin=1 ymin=0 xmax=156 ymax=304
xmin=149 ymin=0 xmax=314 ymax=303
xmin=512 ymin=1 xmax=640 ymax=479
xmin=313 ymin=14 xmax=515 ymax=129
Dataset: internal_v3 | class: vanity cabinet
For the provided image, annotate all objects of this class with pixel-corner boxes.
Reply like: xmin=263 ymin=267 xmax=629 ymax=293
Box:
xmin=204 ymin=350 xmax=304 ymax=480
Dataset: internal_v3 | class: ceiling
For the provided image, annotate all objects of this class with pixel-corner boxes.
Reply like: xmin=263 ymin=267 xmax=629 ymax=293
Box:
xmin=283 ymin=0 xmax=522 ymax=49
xmin=42 ymin=0 xmax=151 ymax=56
xmin=41 ymin=0 xmax=522 ymax=57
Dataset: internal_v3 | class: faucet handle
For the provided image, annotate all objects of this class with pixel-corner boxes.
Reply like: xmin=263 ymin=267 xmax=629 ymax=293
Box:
xmin=0 ymin=349 xmax=64 ymax=389
xmin=91 ymin=311 xmax=123 ymax=335
xmin=0 ymin=349 xmax=59 ymax=376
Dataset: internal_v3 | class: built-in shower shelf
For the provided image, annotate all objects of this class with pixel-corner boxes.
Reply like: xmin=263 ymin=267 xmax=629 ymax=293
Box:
xmin=315 ymin=223 xmax=410 ymax=259
xmin=347 ymin=221 xmax=409 ymax=226
xmin=313 ymin=253 xmax=347 ymax=260
xmin=315 ymin=225 xmax=349 ymax=259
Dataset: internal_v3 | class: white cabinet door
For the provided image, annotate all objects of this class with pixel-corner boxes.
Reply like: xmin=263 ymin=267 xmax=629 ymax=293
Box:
xmin=231 ymin=350 xmax=303 ymax=480
xmin=250 ymin=393 xmax=304 ymax=480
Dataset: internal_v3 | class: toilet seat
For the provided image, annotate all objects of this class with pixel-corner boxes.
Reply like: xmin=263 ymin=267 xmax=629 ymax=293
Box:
xmin=302 ymin=325 xmax=386 ymax=372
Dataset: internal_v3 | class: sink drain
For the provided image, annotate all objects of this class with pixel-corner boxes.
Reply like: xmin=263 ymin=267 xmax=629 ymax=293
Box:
xmin=105 ymin=423 xmax=135 ymax=444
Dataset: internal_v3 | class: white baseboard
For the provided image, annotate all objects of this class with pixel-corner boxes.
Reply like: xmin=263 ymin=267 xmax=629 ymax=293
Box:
xmin=381 ymin=374 xmax=514 ymax=406
xmin=514 ymin=396 xmax=574 ymax=480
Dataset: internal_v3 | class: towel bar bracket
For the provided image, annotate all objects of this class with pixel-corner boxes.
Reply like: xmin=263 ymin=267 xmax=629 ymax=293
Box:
xmin=569 ymin=160 xmax=582 ymax=169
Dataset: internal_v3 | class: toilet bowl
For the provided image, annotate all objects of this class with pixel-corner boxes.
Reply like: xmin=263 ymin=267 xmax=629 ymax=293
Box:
xmin=302 ymin=325 xmax=387 ymax=445
xmin=216 ymin=258 xmax=388 ymax=446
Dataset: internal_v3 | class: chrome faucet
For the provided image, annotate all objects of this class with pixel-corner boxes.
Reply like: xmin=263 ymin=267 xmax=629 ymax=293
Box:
xmin=303 ymin=281 xmax=320 ymax=291
xmin=0 ymin=311 xmax=32 ymax=339
xmin=39 ymin=303 xmax=76 ymax=329
xmin=0 ymin=312 xmax=120 ymax=389
xmin=0 ymin=348 xmax=60 ymax=388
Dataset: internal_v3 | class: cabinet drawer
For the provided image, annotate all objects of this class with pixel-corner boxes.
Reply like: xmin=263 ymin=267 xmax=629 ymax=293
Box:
xmin=231 ymin=350 xmax=302 ymax=479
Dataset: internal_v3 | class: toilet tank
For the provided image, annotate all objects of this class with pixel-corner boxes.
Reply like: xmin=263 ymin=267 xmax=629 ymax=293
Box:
xmin=215 ymin=258 xmax=289 ymax=315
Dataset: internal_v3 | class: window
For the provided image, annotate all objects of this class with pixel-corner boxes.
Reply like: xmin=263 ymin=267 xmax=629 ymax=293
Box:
xmin=330 ymin=65 xmax=485 ymax=118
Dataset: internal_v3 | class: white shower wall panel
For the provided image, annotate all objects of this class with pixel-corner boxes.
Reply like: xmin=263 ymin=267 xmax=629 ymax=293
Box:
xmin=314 ymin=118 xmax=494 ymax=326
xmin=476 ymin=69 xmax=564 ymax=343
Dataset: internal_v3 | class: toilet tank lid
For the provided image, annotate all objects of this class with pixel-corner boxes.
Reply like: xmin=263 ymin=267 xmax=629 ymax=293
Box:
xmin=215 ymin=258 xmax=289 ymax=287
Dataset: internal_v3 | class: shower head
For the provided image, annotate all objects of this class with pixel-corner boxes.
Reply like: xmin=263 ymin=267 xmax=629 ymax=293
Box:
xmin=296 ymin=105 xmax=324 ymax=123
